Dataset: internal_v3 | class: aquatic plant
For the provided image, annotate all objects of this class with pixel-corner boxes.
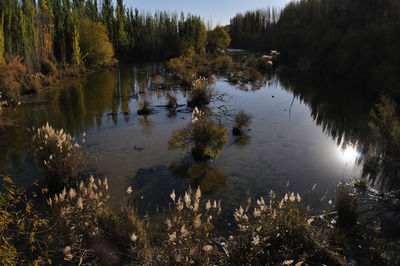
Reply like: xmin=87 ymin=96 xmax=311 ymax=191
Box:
xmin=137 ymin=98 xmax=153 ymax=115
xmin=166 ymin=55 xmax=198 ymax=87
xmin=232 ymin=109 xmax=252 ymax=136
xmin=156 ymin=187 xmax=222 ymax=265
xmin=48 ymin=176 xmax=148 ymax=264
xmin=241 ymin=67 xmax=264 ymax=83
xmin=167 ymin=53 xmax=232 ymax=87
xmin=354 ymin=178 xmax=368 ymax=194
xmin=249 ymin=56 xmax=274 ymax=73
xmin=31 ymin=123 xmax=85 ymax=189
xmin=168 ymin=107 xmax=229 ymax=161
xmin=335 ymin=184 xmax=359 ymax=230
xmin=166 ymin=92 xmax=178 ymax=109
xmin=187 ymin=77 xmax=216 ymax=107
xmin=211 ymin=55 xmax=233 ymax=73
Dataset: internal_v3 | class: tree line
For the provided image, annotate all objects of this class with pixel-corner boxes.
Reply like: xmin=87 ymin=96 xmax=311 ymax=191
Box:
xmin=0 ymin=0 xmax=231 ymax=74
xmin=229 ymin=0 xmax=400 ymax=97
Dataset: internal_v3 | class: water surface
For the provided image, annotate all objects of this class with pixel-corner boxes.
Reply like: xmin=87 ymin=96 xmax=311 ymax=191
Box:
xmin=1 ymin=59 xmax=375 ymax=225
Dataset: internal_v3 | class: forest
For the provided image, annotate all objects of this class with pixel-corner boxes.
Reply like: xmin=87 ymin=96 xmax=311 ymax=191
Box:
xmin=0 ymin=0 xmax=227 ymax=68
xmin=229 ymin=0 xmax=400 ymax=97
xmin=0 ymin=0 xmax=233 ymax=107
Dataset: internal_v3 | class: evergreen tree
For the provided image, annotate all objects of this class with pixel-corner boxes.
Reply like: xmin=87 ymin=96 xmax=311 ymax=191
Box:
xmin=0 ymin=13 xmax=5 ymax=62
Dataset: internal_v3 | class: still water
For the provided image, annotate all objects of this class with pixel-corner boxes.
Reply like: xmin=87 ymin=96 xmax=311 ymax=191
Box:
xmin=0 ymin=58 xmax=376 ymax=223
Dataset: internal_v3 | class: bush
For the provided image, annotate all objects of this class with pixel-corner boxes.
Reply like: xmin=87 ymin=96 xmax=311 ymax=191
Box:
xmin=336 ymin=185 xmax=359 ymax=230
xmin=40 ymin=57 xmax=56 ymax=75
xmin=232 ymin=110 xmax=252 ymax=136
xmin=79 ymin=18 xmax=114 ymax=65
xmin=228 ymin=191 xmax=344 ymax=265
xmin=48 ymin=177 xmax=148 ymax=264
xmin=354 ymin=178 xmax=368 ymax=194
xmin=166 ymin=55 xmax=198 ymax=87
xmin=0 ymin=55 xmax=26 ymax=106
xmin=0 ymin=177 xmax=51 ymax=265
xmin=211 ymin=55 xmax=233 ymax=73
xmin=168 ymin=107 xmax=228 ymax=161
xmin=156 ymin=187 xmax=222 ymax=264
xmin=249 ymin=50 xmax=280 ymax=73
xmin=241 ymin=67 xmax=264 ymax=83
xmin=31 ymin=123 xmax=85 ymax=190
xmin=187 ymin=77 xmax=215 ymax=107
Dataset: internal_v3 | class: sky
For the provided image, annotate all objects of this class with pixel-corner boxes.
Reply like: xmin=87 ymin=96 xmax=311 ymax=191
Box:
xmin=123 ymin=0 xmax=293 ymax=26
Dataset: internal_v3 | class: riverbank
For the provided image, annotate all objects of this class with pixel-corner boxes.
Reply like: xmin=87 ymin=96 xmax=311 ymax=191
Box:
xmin=0 ymin=59 xmax=118 ymax=132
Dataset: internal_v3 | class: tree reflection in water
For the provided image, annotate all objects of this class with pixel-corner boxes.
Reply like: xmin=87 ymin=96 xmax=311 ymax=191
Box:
xmin=278 ymin=70 xmax=400 ymax=197
xmin=169 ymin=162 xmax=227 ymax=195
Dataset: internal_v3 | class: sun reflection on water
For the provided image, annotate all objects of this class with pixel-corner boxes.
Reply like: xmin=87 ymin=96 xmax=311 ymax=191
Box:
xmin=338 ymin=145 xmax=360 ymax=164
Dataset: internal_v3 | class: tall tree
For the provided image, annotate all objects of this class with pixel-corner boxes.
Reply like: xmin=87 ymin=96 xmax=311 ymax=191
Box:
xmin=0 ymin=13 xmax=5 ymax=62
xmin=72 ymin=26 xmax=82 ymax=66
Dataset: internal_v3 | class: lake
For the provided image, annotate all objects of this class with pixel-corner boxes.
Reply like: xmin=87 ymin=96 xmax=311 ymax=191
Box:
xmin=0 ymin=53 xmax=377 ymax=230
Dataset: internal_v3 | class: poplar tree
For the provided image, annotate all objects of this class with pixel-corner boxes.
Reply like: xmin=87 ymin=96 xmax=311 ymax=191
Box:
xmin=72 ymin=26 xmax=82 ymax=66
xmin=0 ymin=13 xmax=5 ymax=62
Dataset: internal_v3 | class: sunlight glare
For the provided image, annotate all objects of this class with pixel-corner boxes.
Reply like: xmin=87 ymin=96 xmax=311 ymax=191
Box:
xmin=338 ymin=146 xmax=359 ymax=164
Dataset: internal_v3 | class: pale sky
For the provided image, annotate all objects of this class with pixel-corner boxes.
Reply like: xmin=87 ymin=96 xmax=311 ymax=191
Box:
xmin=123 ymin=0 xmax=294 ymax=26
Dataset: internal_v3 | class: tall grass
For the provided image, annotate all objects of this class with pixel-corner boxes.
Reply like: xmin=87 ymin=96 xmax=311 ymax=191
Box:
xmin=31 ymin=123 xmax=85 ymax=190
